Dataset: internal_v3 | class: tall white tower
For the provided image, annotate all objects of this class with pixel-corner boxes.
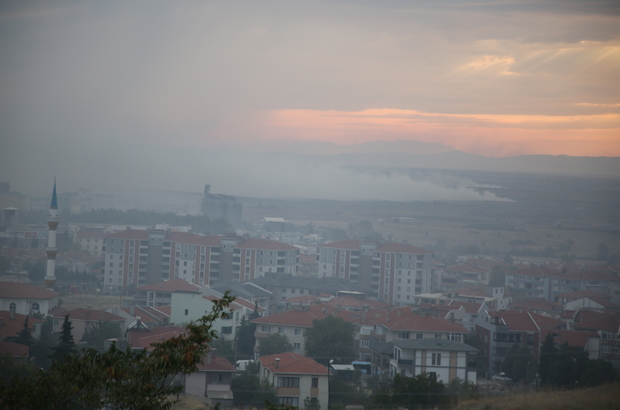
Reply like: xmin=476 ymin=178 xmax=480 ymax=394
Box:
xmin=45 ymin=179 xmax=58 ymax=289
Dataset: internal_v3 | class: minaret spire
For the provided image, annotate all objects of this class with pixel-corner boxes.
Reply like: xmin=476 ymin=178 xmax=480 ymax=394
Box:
xmin=45 ymin=178 xmax=58 ymax=289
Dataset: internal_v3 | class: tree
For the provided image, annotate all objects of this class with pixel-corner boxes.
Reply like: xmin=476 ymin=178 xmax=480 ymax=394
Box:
xmin=210 ymin=338 xmax=236 ymax=364
xmin=231 ymin=373 xmax=278 ymax=407
xmin=259 ymin=333 xmax=293 ymax=357
xmin=539 ymin=333 xmax=556 ymax=386
xmin=236 ymin=306 xmax=260 ymax=359
xmin=14 ymin=316 xmax=33 ymax=347
xmin=29 ymin=237 xmax=39 ymax=248
xmin=305 ymin=316 xmax=355 ymax=365
xmin=30 ymin=316 xmax=54 ymax=371
xmin=49 ymin=315 xmax=76 ymax=363
xmin=0 ymin=293 xmax=234 ymax=410
xmin=329 ymin=375 xmax=365 ymax=409
xmin=80 ymin=321 xmax=122 ymax=350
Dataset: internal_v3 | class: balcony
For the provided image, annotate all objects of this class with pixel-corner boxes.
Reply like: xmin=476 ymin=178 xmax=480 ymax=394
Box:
xmin=397 ymin=359 xmax=413 ymax=365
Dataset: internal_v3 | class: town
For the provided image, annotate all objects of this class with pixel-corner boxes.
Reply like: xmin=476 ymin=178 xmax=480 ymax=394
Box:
xmin=0 ymin=178 xmax=618 ymax=409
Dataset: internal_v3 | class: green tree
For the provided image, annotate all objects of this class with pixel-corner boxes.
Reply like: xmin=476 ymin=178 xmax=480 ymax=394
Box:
xmin=501 ymin=343 xmax=520 ymax=380
xmin=305 ymin=316 xmax=355 ymax=365
xmin=30 ymin=316 xmax=54 ymax=371
xmin=236 ymin=306 xmax=259 ymax=359
xmin=329 ymin=375 xmax=365 ymax=409
xmin=49 ymin=315 xmax=77 ymax=363
xmin=539 ymin=333 xmax=556 ymax=386
xmin=80 ymin=321 xmax=122 ymax=350
xmin=0 ymin=293 xmax=234 ymax=410
xmin=259 ymin=333 xmax=293 ymax=357
xmin=14 ymin=316 xmax=33 ymax=347
xmin=231 ymin=373 xmax=278 ymax=407
xmin=210 ymin=338 xmax=236 ymax=364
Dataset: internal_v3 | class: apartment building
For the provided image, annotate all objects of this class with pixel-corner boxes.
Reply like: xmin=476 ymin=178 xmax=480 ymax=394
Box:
xmin=102 ymin=229 xmax=299 ymax=292
xmin=316 ymin=240 xmax=433 ymax=305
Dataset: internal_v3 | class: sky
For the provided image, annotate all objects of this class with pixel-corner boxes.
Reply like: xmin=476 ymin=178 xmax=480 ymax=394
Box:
xmin=1 ymin=1 xmax=619 ymax=199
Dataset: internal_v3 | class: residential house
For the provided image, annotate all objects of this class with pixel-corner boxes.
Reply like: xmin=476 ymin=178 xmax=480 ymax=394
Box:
xmin=259 ymin=352 xmax=329 ymax=410
xmin=133 ymin=278 xmax=202 ymax=307
xmin=0 ymin=281 xmax=60 ymax=316
xmin=184 ymin=351 xmax=236 ymax=407
xmin=51 ymin=308 xmax=125 ymax=343
xmin=573 ymin=311 xmax=620 ymax=371
xmin=0 ymin=311 xmax=42 ymax=341
xmin=389 ymin=338 xmax=478 ymax=384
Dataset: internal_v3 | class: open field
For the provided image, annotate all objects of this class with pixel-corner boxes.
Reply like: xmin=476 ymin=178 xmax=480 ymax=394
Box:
xmin=241 ymin=170 xmax=620 ymax=260
xmin=455 ymin=384 xmax=620 ymax=410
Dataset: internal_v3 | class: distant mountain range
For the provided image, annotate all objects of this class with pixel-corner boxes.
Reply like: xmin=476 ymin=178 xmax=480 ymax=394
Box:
xmin=281 ymin=140 xmax=456 ymax=155
xmin=276 ymin=140 xmax=620 ymax=177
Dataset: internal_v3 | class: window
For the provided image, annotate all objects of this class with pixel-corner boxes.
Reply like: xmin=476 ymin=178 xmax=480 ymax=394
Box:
xmin=30 ymin=302 xmax=40 ymax=313
xmin=432 ymin=353 xmax=442 ymax=365
xmin=278 ymin=327 xmax=285 ymax=334
xmin=9 ymin=303 xmax=16 ymax=312
xmin=294 ymin=328 xmax=302 ymax=335
xmin=222 ymin=326 xmax=233 ymax=334
xmin=398 ymin=332 xmax=410 ymax=339
xmin=416 ymin=333 xmax=423 ymax=339
xmin=184 ymin=309 xmax=189 ymax=316
xmin=261 ymin=325 xmax=271 ymax=333
xmin=212 ymin=373 xmax=223 ymax=383
xmin=311 ymin=377 xmax=319 ymax=388
xmin=294 ymin=343 xmax=301 ymax=350
xmin=278 ymin=377 xmax=300 ymax=387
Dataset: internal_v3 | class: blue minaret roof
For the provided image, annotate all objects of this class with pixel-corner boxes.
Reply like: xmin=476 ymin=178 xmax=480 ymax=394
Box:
xmin=50 ymin=179 xmax=57 ymax=209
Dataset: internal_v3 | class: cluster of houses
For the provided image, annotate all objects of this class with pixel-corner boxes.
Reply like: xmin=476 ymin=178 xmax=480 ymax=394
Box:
xmin=2 ymin=227 xmax=620 ymax=407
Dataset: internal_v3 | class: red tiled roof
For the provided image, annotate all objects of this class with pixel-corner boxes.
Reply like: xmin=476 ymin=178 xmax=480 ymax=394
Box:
xmin=0 ymin=340 xmax=29 ymax=357
xmin=488 ymin=311 xmax=538 ymax=332
xmin=136 ymin=278 xmax=202 ymax=293
xmin=323 ymin=296 xmax=389 ymax=309
xmin=153 ymin=305 xmax=171 ymax=316
xmin=196 ymin=355 xmax=236 ymax=372
xmin=104 ymin=230 xmax=148 ymax=240
xmin=529 ymin=312 xmax=563 ymax=330
xmin=166 ymin=232 xmax=222 ymax=246
xmin=283 ymin=295 xmax=321 ymax=304
xmin=126 ymin=326 xmax=187 ymax=349
xmin=252 ymin=309 xmax=325 ymax=327
xmin=509 ymin=266 xmax=558 ymax=278
xmin=235 ymin=237 xmax=298 ymax=251
xmin=369 ymin=307 xmax=466 ymax=332
xmin=542 ymin=329 xmax=599 ymax=348
xmin=451 ymin=287 xmax=491 ymax=298
xmin=0 ymin=282 xmax=59 ymax=299
xmin=53 ymin=308 xmax=124 ymax=322
xmin=231 ymin=297 xmax=266 ymax=312
xmin=259 ymin=352 xmax=327 ymax=375
xmin=377 ymin=242 xmax=433 ymax=254
xmin=0 ymin=312 xmax=41 ymax=340
xmin=574 ymin=314 xmax=620 ymax=333
xmin=444 ymin=263 xmax=489 ymax=273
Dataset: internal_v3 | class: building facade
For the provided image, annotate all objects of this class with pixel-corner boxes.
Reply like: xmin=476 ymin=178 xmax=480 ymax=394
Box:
xmin=316 ymin=240 xmax=433 ymax=305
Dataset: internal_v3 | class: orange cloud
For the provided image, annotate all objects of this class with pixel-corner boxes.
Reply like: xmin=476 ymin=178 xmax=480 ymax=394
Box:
xmin=262 ymin=108 xmax=620 ymax=157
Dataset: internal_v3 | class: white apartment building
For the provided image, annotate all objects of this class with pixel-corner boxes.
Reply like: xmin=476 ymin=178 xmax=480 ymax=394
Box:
xmin=316 ymin=240 xmax=433 ymax=305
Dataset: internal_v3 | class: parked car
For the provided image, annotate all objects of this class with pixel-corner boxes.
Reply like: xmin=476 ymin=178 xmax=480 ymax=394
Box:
xmin=492 ymin=372 xmax=511 ymax=381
